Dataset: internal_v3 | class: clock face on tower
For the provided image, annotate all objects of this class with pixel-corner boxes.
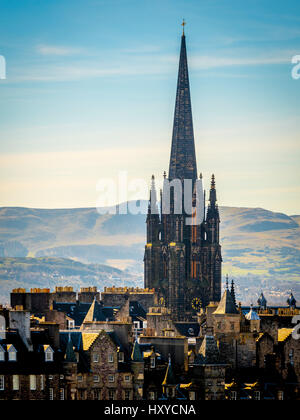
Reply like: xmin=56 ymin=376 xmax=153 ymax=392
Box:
xmin=191 ymin=297 xmax=202 ymax=311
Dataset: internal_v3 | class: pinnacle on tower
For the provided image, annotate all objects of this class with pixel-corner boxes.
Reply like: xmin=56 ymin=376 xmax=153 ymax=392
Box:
xmin=230 ymin=279 xmax=237 ymax=307
xmin=149 ymin=174 xmax=159 ymax=214
xmin=209 ymin=174 xmax=217 ymax=204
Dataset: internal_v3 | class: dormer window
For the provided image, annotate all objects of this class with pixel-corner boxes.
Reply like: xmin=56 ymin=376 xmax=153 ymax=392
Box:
xmin=0 ymin=345 xmax=4 ymax=361
xmin=7 ymin=344 xmax=17 ymax=361
xmin=44 ymin=345 xmax=54 ymax=362
xmin=67 ymin=319 xmax=75 ymax=329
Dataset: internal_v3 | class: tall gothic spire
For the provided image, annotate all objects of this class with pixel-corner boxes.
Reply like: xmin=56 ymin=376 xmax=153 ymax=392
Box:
xmin=168 ymin=29 xmax=197 ymax=182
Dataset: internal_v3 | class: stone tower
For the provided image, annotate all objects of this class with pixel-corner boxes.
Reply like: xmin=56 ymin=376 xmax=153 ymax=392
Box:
xmin=144 ymin=28 xmax=222 ymax=321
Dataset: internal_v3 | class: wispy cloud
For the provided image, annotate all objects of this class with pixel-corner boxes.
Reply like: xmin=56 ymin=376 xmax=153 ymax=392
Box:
xmin=36 ymin=44 xmax=84 ymax=56
xmin=9 ymin=47 xmax=294 ymax=83
xmin=190 ymin=53 xmax=291 ymax=69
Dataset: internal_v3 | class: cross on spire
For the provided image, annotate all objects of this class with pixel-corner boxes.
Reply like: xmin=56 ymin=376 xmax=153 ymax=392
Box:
xmin=182 ymin=19 xmax=186 ymax=36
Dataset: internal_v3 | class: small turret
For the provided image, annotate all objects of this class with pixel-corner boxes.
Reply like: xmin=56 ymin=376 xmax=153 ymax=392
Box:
xmin=245 ymin=304 xmax=260 ymax=321
xmin=257 ymin=292 xmax=267 ymax=310
xmin=230 ymin=279 xmax=237 ymax=307
xmin=209 ymin=174 xmax=217 ymax=206
xmin=245 ymin=304 xmax=260 ymax=332
xmin=287 ymin=292 xmax=297 ymax=309
xmin=206 ymin=174 xmax=220 ymax=244
xmin=146 ymin=175 xmax=160 ymax=243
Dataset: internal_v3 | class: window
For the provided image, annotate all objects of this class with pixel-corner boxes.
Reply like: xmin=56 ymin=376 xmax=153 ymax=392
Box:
xmin=189 ymin=391 xmax=196 ymax=401
xmin=167 ymin=387 xmax=175 ymax=398
xmin=254 ymin=391 xmax=260 ymax=400
xmin=60 ymin=374 xmax=64 ymax=380
xmin=149 ymin=391 xmax=155 ymax=400
xmin=49 ymin=388 xmax=54 ymax=400
xmin=30 ymin=375 xmax=37 ymax=391
xmin=45 ymin=347 xmax=54 ymax=362
xmin=231 ymin=391 xmax=237 ymax=400
xmin=40 ymin=375 xmax=44 ymax=391
xmin=118 ymin=352 xmax=124 ymax=362
xmin=108 ymin=353 xmax=114 ymax=363
xmin=150 ymin=357 xmax=156 ymax=368
xmin=289 ymin=349 xmax=294 ymax=365
xmin=0 ymin=375 xmax=4 ymax=390
xmin=108 ymin=375 xmax=114 ymax=383
xmin=78 ymin=389 xmax=86 ymax=400
xmin=13 ymin=375 xmax=19 ymax=391
xmin=8 ymin=345 xmax=17 ymax=361
xmin=93 ymin=353 xmax=99 ymax=363
xmin=0 ymin=345 xmax=5 ymax=361
xmin=9 ymin=352 xmax=16 ymax=361
xmin=124 ymin=375 xmax=130 ymax=382
xmin=77 ymin=375 xmax=83 ymax=382
xmin=108 ymin=389 xmax=115 ymax=400
xmin=68 ymin=319 xmax=75 ymax=329
xmin=60 ymin=388 xmax=65 ymax=400
xmin=278 ymin=391 xmax=284 ymax=400
xmin=93 ymin=375 xmax=100 ymax=383
xmin=94 ymin=389 xmax=101 ymax=400
xmin=124 ymin=390 xmax=130 ymax=400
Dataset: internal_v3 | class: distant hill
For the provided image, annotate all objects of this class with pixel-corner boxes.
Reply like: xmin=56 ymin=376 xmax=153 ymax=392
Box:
xmin=0 ymin=204 xmax=299 ymax=304
xmin=0 ymin=257 xmax=141 ymax=304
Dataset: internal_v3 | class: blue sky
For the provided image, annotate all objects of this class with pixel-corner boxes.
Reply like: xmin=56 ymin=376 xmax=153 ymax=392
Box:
xmin=0 ymin=0 xmax=300 ymax=213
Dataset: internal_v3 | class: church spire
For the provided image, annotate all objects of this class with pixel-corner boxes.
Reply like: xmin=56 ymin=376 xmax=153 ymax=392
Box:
xmin=168 ymin=26 xmax=197 ymax=182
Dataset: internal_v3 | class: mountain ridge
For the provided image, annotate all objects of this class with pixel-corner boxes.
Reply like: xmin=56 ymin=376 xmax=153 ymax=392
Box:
xmin=0 ymin=204 xmax=299 ymax=305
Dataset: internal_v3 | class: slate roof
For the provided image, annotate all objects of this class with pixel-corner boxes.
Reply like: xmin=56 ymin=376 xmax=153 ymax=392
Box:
xmin=0 ymin=329 xmax=63 ymax=374
xmin=53 ymin=300 xmax=116 ymax=326
xmin=82 ymin=299 xmax=106 ymax=323
xmin=196 ymin=335 xmax=221 ymax=365
xmin=245 ymin=305 xmax=260 ymax=321
xmin=174 ymin=322 xmax=200 ymax=337
xmin=214 ymin=289 xmax=239 ymax=315
xmin=65 ymin=333 xmax=77 ymax=363
xmin=129 ymin=301 xmax=147 ymax=321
